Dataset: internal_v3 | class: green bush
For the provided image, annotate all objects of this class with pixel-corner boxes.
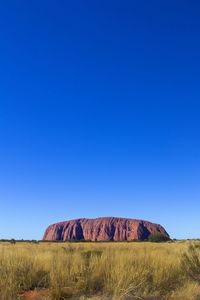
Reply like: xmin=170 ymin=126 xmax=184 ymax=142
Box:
xmin=148 ymin=233 xmax=170 ymax=243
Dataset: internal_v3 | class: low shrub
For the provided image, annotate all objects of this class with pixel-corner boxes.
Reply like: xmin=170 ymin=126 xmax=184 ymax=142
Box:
xmin=148 ymin=233 xmax=170 ymax=243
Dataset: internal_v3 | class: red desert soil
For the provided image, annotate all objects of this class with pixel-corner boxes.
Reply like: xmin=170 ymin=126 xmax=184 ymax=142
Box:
xmin=19 ymin=291 xmax=160 ymax=300
xmin=19 ymin=289 xmax=49 ymax=300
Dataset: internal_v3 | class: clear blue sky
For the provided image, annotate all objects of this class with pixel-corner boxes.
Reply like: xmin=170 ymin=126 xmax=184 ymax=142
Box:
xmin=0 ymin=1 xmax=200 ymax=240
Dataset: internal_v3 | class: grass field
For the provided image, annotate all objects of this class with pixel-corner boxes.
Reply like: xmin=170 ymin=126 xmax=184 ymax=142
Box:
xmin=1 ymin=241 xmax=200 ymax=300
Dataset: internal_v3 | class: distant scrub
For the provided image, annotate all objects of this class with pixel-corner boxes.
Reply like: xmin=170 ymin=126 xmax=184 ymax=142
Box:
xmin=148 ymin=232 xmax=170 ymax=243
xmin=0 ymin=241 xmax=200 ymax=299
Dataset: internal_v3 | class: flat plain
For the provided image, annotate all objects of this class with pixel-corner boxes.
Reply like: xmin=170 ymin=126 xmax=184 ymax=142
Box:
xmin=1 ymin=241 xmax=200 ymax=300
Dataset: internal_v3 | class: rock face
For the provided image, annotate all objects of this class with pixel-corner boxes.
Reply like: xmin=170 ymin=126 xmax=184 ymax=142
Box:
xmin=43 ymin=217 xmax=169 ymax=241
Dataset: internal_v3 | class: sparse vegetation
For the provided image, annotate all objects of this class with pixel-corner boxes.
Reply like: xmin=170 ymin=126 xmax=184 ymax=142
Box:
xmin=0 ymin=241 xmax=200 ymax=299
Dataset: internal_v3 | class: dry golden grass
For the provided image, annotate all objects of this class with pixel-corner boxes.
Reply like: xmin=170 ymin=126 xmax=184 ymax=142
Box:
xmin=0 ymin=241 xmax=200 ymax=300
